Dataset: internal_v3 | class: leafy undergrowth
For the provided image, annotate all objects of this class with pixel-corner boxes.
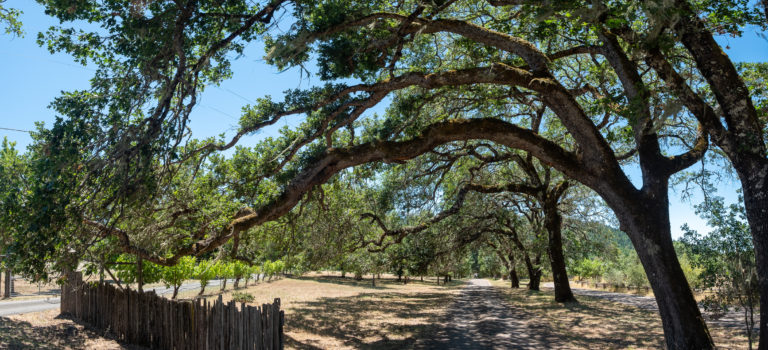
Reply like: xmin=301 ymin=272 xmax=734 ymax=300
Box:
xmin=490 ymin=280 xmax=752 ymax=349
xmin=0 ymin=310 xmax=144 ymax=349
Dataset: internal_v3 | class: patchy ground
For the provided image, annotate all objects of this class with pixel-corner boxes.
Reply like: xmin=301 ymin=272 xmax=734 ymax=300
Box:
xmin=0 ymin=277 xmax=61 ymax=301
xmin=492 ymin=280 xmax=753 ymax=349
xmin=0 ymin=276 xmax=755 ymax=349
xmin=413 ymin=279 xmax=565 ymax=350
xmin=0 ymin=309 xmax=144 ymax=349
xmin=195 ymin=275 xmax=464 ymax=349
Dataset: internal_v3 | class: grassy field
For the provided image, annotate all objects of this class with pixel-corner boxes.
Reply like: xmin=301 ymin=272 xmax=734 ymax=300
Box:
xmin=489 ymin=279 xmax=752 ymax=349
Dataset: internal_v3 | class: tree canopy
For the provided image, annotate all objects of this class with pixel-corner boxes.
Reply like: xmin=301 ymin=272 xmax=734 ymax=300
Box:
xmin=5 ymin=1 xmax=768 ymax=348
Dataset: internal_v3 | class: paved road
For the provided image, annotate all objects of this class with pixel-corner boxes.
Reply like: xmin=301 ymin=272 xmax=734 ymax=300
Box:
xmin=413 ymin=279 xmax=566 ymax=350
xmin=0 ymin=297 xmax=62 ymax=316
xmin=0 ymin=278 xmax=246 ymax=317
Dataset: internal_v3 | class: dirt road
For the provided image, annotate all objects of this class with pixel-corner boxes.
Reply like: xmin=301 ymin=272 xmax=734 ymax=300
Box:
xmin=412 ymin=279 xmax=566 ymax=349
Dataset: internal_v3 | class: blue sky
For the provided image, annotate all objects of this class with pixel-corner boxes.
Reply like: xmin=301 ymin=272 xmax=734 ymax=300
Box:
xmin=1 ymin=1 xmax=766 ymax=238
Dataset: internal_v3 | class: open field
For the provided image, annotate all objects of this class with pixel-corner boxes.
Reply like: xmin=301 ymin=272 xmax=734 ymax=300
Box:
xmin=192 ymin=275 xmax=464 ymax=349
xmin=0 ymin=277 xmax=61 ymax=301
xmin=0 ymin=276 xmax=757 ymax=349
xmin=489 ymin=279 xmax=753 ymax=349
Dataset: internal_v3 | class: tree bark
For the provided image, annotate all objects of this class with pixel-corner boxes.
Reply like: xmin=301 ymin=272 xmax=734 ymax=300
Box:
xmin=220 ymin=278 xmax=227 ymax=291
xmin=234 ymin=277 xmax=240 ymax=289
xmin=521 ymin=253 xmax=542 ymax=291
xmin=663 ymin=12 xmax=767 ymax=348
xmin=528 ymin=265 xmax=541 ymax=291
xmin=611 ymin=191 xmax=714 ymax=349
xmin=736 ymin=162 xmax=768 ymax=349
xmin=510 ymin=268 xmax=519 ymax=288
xmin=3 ymin=268 xmax=10 ymax=298
xmin=172 ymin=285 xmax=179 ymax=299
xmin=543 ymin=199 xmax=577 ymax=303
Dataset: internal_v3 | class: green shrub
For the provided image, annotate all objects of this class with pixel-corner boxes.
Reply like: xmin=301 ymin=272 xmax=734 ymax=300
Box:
xmin=232 ymin=292 xmax=255 ymax=303
xmin=604 ymin=268 xmax=625 ymax=286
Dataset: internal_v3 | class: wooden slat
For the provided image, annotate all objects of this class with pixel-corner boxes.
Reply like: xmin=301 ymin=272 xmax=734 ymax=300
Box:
xmin=59 ymin=272 xmax=283 ymax=349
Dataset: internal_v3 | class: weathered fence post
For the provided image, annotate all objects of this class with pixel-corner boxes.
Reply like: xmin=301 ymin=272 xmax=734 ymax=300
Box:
xmin=60 ymin=272 xmax=284 ymax=349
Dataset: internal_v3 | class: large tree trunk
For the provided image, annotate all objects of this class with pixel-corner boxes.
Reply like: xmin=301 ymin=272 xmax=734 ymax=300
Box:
xmin=524 ymin=255 xmax=542 ymax=291
xmin=3 ymin=268 xmax=11 ymax=298
xmin=543 ymin=201 xmax=577 ymax=303
xmin=670 ymin=13 xmax=767 ymax=348
xmin=509 ymin=264 xmax=520 ymax=289
xmin=735 ymin=161 xmax=768 ymax=349
xmin=612 ymin=192 xmax=714 ymax=349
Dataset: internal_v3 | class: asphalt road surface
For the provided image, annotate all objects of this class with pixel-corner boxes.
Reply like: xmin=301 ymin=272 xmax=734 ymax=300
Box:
xmin=0 ymin=278 xmax=245 ymax=317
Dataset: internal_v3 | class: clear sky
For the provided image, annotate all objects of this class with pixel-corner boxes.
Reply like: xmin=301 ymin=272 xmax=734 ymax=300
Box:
xmin=1 ymin=1 xmax=766 ymax=238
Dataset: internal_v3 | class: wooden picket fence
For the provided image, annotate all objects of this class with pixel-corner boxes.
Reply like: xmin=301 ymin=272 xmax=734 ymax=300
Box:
xmin=60 ymin=272 xmax=284 ymax=349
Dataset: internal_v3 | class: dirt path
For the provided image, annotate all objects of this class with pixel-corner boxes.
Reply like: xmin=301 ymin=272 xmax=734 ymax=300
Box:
xmin=412 ymin=279 xmax=566 ymax=350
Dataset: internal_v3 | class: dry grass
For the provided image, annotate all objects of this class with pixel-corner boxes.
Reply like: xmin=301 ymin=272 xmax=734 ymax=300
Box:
xmin=188 ymin=275 xmax=463 ymax=349
xmin=490 ymin=279 xmax=752 ymax=349
xmin=0 ymin=309 xmax=145 ymax=349
xmin=570 ymin=279 xmax=654 ymax=297
xmin=2 ymin=276 xmax=753 ymax=349
xmin=0 ymin=278 xmax=61 ymax=301
xmin=8 ymin=278 xmax=60 ymax=296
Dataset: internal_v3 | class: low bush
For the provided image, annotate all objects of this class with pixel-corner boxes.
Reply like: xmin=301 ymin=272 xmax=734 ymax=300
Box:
xmin=232 ymin=292 xmax=255 ymax=303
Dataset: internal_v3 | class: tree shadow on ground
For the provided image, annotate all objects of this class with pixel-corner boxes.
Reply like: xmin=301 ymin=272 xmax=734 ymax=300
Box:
xmin=294 ymin=275 xmax=465 ymax=292
xmin=0 ymin=314 xmax=145 ymax=350
xmin=292 ymin=276 xmax=393 ymax=290
xmin=507 ymin=288 xmax=667 ymax=348
xmin=414 ymin=284 xmax=570 ymax=350
xmin=284 ymin=291 xmax=452 ymax=349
